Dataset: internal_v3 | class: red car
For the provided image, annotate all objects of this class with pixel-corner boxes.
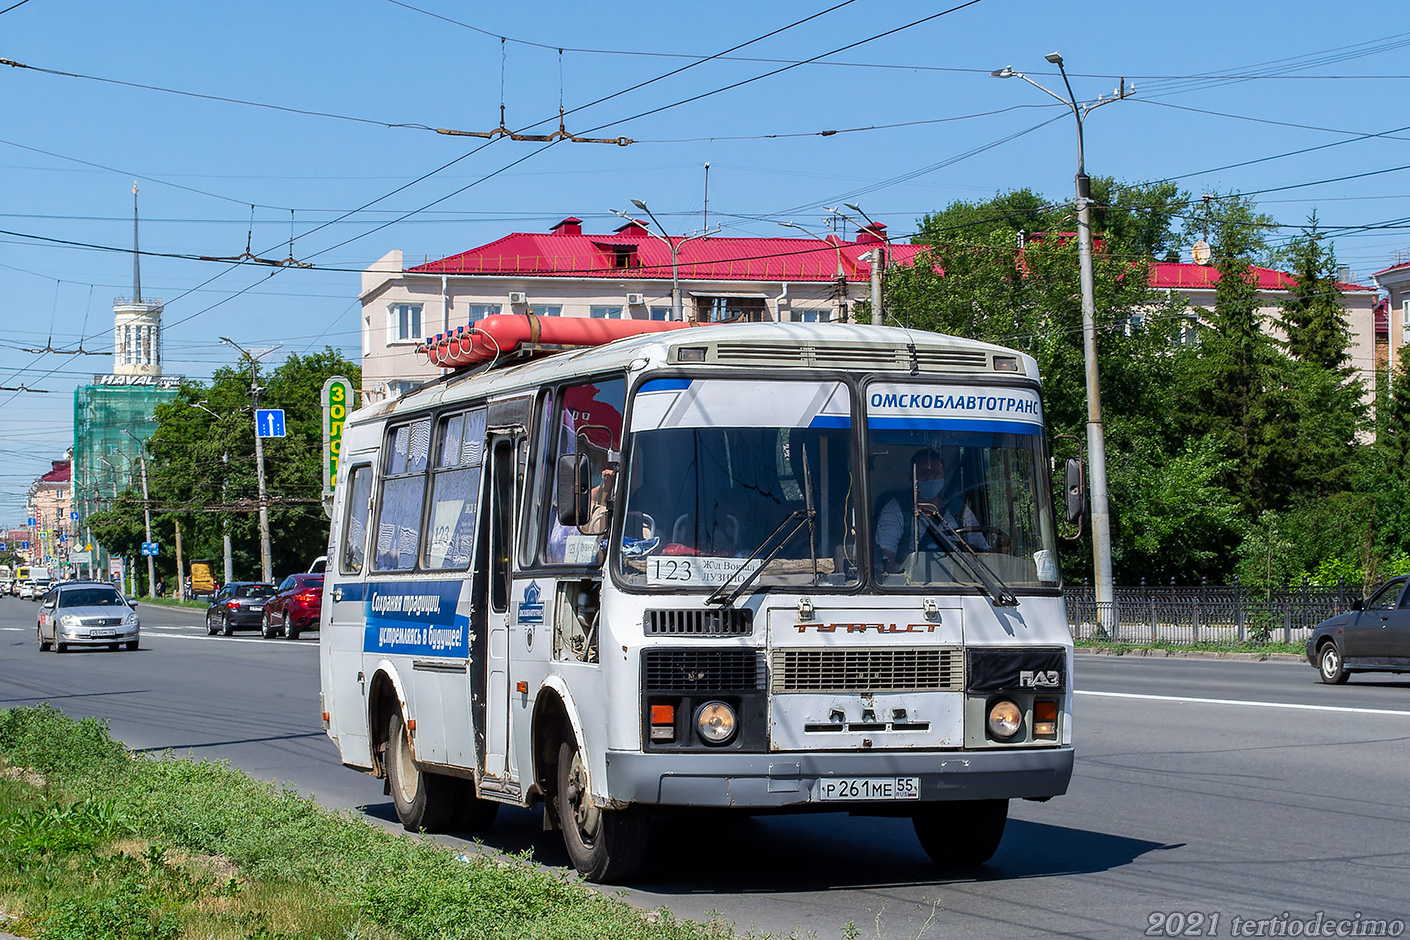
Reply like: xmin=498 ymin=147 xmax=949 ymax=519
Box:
xmin=261 ymin=574 xmax=323 ymax=640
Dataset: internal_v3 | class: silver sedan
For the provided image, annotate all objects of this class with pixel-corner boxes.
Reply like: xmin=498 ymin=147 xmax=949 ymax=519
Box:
xmin=36 ymin=582 xmax=140 ymax=653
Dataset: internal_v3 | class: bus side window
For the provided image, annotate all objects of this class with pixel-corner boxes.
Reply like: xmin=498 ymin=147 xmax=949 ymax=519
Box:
xmin=424 ymin=409 xmax=487 ymax=571
xmin=374 ymin=418 xmax=431 ymax=571
xmin=537 ymin=378 xmax=626 ymax=566
xmin=341 ymin=465 xmax=373 ymax=575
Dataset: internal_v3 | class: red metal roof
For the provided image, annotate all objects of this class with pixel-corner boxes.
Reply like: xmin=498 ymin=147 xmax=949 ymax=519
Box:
xmin=404 ymin=221 xmax=1372 ymax=293
xmin=408 ymin=225 xmax=925 ymax=283
xmin=37 ymin=460 xmax=70 ymax=485
xmin=1150 ymin=262 xmax=1374 ymax=293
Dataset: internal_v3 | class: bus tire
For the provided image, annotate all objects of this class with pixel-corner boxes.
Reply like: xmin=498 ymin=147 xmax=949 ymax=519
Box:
xmin=556 ymin=739 xmax=647 ymax=883
xmin=912 ymin=799 xmax=1008 ymax=867
xmin=386 ymin=710 xmax=456 ymax=833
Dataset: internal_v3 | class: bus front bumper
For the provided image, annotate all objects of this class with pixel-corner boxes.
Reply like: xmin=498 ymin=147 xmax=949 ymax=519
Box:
xmin=605 ymin=746 xmax=1073 ymax=809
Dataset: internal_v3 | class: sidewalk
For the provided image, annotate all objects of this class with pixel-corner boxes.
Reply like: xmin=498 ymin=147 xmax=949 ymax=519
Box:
xmin=1077 ymin=646 xmax=1305 ymax=663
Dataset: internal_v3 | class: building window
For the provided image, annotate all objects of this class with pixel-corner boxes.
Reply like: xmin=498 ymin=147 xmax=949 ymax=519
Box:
xmin=649 ymin=306 xmax=671 ymax=321
xmin=792 ymin=308 xmax=831 ymax=323
xmin=388 ymin=303 xmax=423 ymax=343
xmin=695 ymin=296 xmax=768 ymax=323
xmin=467 ymin=303 xmax=501 ymax=325
xmin=613 ymin=246 xmax=637 ymax=268
xmin=533 ymin=305 xmax=562 ymax=317
xmin=590 ymin=306 xmax=623 ymax=319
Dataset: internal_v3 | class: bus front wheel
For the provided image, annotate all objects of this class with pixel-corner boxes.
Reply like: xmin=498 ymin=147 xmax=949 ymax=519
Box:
xmin=386 ymin=710 xmax=457 ymax=833
xmin=556 ymin=739 xmax=647 ymax=883
xmin=912 ymin=799 xmax=1008 ymax=867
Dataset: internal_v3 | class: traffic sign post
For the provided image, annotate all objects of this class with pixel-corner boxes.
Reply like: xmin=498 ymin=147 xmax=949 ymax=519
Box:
xmin=256 ymin=409 xmax=287 ymax=438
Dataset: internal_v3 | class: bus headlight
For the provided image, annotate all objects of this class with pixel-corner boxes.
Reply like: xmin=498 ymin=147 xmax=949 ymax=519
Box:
xmin=987 ymin=699 xmax=1023 ymax=740
xmin=695 ymin=701 xmax=737 ymax=745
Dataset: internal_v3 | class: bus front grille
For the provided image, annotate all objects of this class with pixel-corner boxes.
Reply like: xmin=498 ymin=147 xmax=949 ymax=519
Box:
xmin=770 ymin=648 xmax=964 ymax=694
xmin=644 ymin=608 xmax=754 ymax=636
xmin=642 ymin=649 xmax=766 ymax=691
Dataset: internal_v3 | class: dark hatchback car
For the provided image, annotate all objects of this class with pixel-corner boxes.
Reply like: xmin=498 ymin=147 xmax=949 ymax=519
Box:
xmin=261 ymin=574 xmax=323 ymax=640
xmin=205 ymin=582 xmax=277 ymax=636
xmin=1306 ymin=576 xmax=1410 ymax=683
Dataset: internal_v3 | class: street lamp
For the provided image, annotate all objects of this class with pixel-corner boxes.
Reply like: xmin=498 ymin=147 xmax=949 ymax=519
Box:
xmin=993 ymin=52 xmax=1128 ymax=621
xmin=778 ymin=220 xmax=849 ymax=323
xmin=838 ymin=203 xmax=891 ymax=323
xmin=610 ymin=201 xmax=719 ymax=322
xmin=121 ymin=429 xmax=155 ymax=598
xmin=192 ymin=400 xmax=234 ymax=586
xmin=220 ymin=336 xmax=279 ymax=583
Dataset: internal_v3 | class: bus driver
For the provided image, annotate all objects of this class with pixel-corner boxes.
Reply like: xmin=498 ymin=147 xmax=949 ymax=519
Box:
xmin=875 ymin=448 xmax=988 ymax=572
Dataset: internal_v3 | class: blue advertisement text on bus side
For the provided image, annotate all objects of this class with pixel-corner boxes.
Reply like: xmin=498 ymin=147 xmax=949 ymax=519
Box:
xmin=362 ymin=580 xmax=468 ymax=657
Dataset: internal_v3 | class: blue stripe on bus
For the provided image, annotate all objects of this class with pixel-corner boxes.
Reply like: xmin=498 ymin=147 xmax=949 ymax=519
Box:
xmin=866 ymin=417 xmax=1043 ymax=435
xmin=808 ymin=415 xmax=852 ymax=428
xmin=637 ymin=378 xmax=694 ymax=393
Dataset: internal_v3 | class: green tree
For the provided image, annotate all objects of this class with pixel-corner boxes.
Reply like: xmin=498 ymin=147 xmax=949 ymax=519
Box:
xmin=92 ymin=347 xmax=360 ymax=588
xmin=1280 ymin=213 xmax=1352 ymax=372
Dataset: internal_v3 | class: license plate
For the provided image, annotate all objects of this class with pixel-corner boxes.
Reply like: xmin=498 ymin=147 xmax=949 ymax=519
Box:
xmin=250 ymin=606 xmax=264 ymax=612
xmin=817 ymin=776 xmax=920 ymax=801
xmin=90 ymin=629 xmax=116 ymax=637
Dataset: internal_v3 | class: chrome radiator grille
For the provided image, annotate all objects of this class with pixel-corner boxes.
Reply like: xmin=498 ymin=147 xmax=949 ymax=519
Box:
xmin=644 ymin=608 xmax=754 ymax=636
xmin=770 ymin=647 xmax=964 ymax=694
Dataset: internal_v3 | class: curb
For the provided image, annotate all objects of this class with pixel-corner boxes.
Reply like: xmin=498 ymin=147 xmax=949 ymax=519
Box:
xmin=1076 ymin=647 xmax=1305 ymax=664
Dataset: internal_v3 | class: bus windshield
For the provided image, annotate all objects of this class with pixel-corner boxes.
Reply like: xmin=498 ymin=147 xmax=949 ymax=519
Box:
xmin=865 ymin=382 xmax=1060 ymax=590
xmin=616 ymin=378 xmax=859 ymax=590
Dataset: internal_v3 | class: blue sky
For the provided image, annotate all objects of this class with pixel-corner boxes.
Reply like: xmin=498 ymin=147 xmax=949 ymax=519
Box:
xmin=2 ymin=0 xmax=1407 ymax=517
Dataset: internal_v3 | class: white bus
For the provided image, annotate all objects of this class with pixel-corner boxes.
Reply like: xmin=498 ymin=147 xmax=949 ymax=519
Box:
xmin=320 ymin=317 xmax=1073 ymax=882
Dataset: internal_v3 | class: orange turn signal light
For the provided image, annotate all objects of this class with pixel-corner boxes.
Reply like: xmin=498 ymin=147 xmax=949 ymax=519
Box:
xmin=516 ymin=681 xmax=528 ymax=694
xmin=405 ymin=719 xmax=416 ymax=732
xmin=1032 ymin=700 xmax=1058 ymax=739
xmin=650 ymin=704 xmax=675 ymax=725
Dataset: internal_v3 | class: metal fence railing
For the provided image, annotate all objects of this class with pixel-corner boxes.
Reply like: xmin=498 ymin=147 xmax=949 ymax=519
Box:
xmin=1064 ymin=582 xmax=1363 ymax=646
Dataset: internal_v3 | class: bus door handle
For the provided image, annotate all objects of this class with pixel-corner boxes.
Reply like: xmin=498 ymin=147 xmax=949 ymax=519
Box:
xmin=331 ymin=586 xmax=343 ymax=602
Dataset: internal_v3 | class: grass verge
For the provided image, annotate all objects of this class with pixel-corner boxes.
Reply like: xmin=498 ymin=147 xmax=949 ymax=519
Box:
xmin=1074 ymin=638 xmax=1306 ymax=656
xmin=0 ymin=705 xmax=732 ymax=940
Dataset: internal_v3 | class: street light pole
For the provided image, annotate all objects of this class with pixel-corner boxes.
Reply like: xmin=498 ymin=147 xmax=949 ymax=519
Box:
xmin=613 ymin=202 xmax=720 ymax=323
xmin=122 ymin=430 xmax=155 ymax=597
xmin=779 ymin=220 xmax=849 ymax=322
xmin=992 ymin=53 xmax=1130 ymax=620
xmin=220 ymin=337 xmax=278 ymax=583
xmin=193 ymin=401 xmax=234 ymax=585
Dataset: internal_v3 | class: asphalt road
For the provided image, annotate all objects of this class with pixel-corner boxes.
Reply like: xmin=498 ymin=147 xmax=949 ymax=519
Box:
xmin=2 ymin=593 xmax=1408 ymax=939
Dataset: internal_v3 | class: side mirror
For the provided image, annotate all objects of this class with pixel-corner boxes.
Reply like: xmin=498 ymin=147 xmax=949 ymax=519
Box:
xmin=1352 ymin=598 xmax=1364 ymax=611
xmin=1064 ymin=457 xmax=1087 ymax=525
xmin=556 ymin=453 xmax=591 ymax=526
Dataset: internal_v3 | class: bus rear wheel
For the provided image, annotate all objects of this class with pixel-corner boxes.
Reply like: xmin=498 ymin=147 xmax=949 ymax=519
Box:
xmin=912 ymin=799 xmax=1009 ymax=867
xmin=556 ymin=739 xmax=647 ymax=883
xmin=385 ymin=710 xmax=457 ymax=833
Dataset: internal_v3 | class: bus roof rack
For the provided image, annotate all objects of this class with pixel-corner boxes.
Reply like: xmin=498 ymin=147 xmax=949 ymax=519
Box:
xmin=419 ymin=314 xmax=691 ymax=370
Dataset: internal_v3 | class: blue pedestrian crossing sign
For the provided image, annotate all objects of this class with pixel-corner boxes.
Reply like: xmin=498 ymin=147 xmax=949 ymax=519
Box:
xmin=140 ymin=542 xmax=159 ymax=556
xmin=256 ymin=409 xmax=287 ymax=438
xmin=70 ymin=511 xmax=79 ymax=521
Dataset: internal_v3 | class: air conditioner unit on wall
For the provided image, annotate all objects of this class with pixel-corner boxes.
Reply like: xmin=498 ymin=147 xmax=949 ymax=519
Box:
xmin=507 ymin=291 xmax=527 ymax=305
xmin=626 ymin=293 xmax=645 ymax=306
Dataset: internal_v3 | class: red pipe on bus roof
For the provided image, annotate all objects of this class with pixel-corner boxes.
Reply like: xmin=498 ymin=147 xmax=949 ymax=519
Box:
xmin=422 ymin=313 xmax=692 ymax=368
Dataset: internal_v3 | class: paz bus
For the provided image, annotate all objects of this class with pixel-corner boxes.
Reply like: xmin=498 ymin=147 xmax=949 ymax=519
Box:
xmin=319 ymin=316 xmax=1073 ymax=882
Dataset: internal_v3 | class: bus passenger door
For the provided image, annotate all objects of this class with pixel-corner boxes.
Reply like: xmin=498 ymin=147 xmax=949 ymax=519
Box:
xmin=323 ymin=460 xmax=375 ymax=766
xmin=481 ymin=435 xmax=521 ymax=790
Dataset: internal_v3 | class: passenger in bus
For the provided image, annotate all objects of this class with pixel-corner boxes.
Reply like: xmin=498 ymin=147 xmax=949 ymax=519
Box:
xmin=875 ymin=448 xmax=989 ymax=571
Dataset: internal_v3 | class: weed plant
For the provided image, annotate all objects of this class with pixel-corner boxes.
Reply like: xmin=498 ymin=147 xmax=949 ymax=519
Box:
xmin=0 ymin=704 xmax=735 ymax=940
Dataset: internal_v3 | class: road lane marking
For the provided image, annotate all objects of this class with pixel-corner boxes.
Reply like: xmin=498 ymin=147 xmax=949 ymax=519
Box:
xmin=1077 ymin=689 xmax=1410 ymax=717
xmin=140 ymin=630 xmax=316 ymax=645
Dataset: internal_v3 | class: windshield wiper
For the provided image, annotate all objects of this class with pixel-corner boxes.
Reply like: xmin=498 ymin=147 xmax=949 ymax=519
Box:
xmin=916 ymin=507 xmax=1018 ymax=607
xmin=706 ymin=508 xmax=815 ymax=607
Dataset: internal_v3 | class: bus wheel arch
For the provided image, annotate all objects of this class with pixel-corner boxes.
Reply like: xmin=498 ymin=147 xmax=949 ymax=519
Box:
xmin=366 ymin=666 xmax=407 ymax=778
